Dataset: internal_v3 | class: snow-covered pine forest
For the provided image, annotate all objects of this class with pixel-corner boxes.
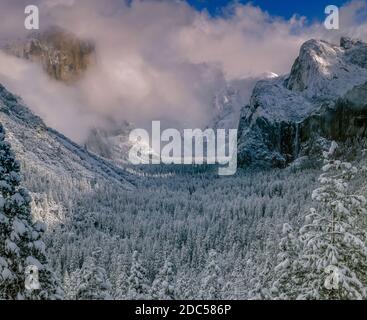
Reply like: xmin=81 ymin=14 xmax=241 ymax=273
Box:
xmin=3 ymin=125 xmax=366 ymax=299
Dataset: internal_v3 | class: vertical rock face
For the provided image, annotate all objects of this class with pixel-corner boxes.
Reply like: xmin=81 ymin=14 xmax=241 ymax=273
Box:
xmin=237 ymin=38 xmax=367 ymax=168
xmin=4 ymin=27 xmax=95 ymax=82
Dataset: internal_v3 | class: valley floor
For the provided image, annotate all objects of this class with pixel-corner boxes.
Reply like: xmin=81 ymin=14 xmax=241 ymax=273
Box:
xmin=23 ymin=162 xmax=323 ymax=299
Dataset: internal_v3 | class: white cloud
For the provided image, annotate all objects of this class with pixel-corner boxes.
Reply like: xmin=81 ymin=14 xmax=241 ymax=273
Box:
xmin=0 ymin=0 xmax=366 ymax=142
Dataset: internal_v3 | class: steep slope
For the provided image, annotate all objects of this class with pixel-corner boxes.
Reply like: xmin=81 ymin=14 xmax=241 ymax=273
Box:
xmin=0 ymin=84 xmax=134 ymax=189
xmin=238 ymin=37 xmax=367 ymax=167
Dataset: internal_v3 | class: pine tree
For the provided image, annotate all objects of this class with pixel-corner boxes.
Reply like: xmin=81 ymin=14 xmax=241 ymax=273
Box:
xmin=151 ymin=259 xmax=175 ymax=300
xmin=63 ymin=270 xmax=76 ymax=300
xmin=248 ymin=257 xmax=274 ymax=299
xmin=222 ymin=258 xmax=245 ymax=299
xmin=175 ymin=271 xmax=195 ymax=300
xmin=297 ymin=142 xmax=367 ymax=299
xmin=126 ymin=250 xmax=150 ymax=300
xmin=113 ymin=254 xmax=129 ymax=300
xmin=270 ymin=223 xmax=301 ymax=299
xmin=242 ymin=248 xmax=262 ymax=299
xmin=115 ymin=269 xmax=129 ymax=300
xmin=0 ymin=125 xmax=63 ymax=299
xmin=199 ymin=250 xmax=224 ymax=300
xmin=75 ymin=248 xmax=112 ymax=300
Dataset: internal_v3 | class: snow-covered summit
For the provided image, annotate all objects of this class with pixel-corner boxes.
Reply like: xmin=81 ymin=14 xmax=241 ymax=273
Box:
xmin=238 ymin=37 xmax=367 ymax=167
xmin=285 ymin=38 xmax=367 ymax=100
xmin=249 ymin=38 xmax=367 ymax=124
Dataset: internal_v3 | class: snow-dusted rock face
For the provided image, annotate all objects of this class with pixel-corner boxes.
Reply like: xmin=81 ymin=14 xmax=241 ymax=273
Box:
xmin=0 ymin=84 xmax=134 ymax=189
xmin=84 ymin=121 xmax=159 ymax=166
xmin=84 ymin=122 xmax=134 ymax=164
xmin=238 ymin=38 xmax=367 ymax=168
xmin=210 ymin=78 xmax=256 ymax=132
xmin=285 ymin=38 xmax=367 ymax=99
xmin=209 ymin=74 xmax=279 ymax=133
xmin=3 ymin=27 xmax=95 ymax=82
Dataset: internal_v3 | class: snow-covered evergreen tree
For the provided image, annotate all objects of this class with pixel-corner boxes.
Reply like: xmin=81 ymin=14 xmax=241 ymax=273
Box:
xmin=270 ymin=223 xmax=301 ymax=299
xmin=75 ymin=248 xmax=112 ymax=300
xmin=65 ymin=268 xmax=81 ymax=300
xmin=63 ymin=270 xmax=77 ymax=300
xmin=222 ymin=258 xmax=245 ymax=299
xmin=175 ymin=271 xmax=195 ymax=300
xmin=151 ymin=259 xmax=175 ymax=300
xmin=126 ymin=250 xmax=150 ymax=300
xmin=199 ymin=250 xmax=224 ymax=300
xmin=297 ymin=142 xmax=367 ymax=299
xmin=0 ymin=124 xmax=63 ymax=299
xmin=248 ymin=257 xmax=274 ymax=299
xmin=112 ymin=254 xmax=129 ymax=300
xmin=115 ymin=269 xmax=129 ymax=300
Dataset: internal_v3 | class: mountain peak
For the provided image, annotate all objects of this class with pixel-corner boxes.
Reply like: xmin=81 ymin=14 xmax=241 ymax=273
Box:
xmin=238 ymin=37 xmax=367 ymax=168
xmin=3 ymin=27 xmax=95 ymax=83
xmin=285 ymin=37 xmax=367 ymax=99
xmin=285 ymin=39 xmax=340 ymax=93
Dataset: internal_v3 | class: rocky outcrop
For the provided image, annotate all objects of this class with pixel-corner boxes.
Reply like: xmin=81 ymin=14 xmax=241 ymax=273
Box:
xmin=237 ymin=37 xmax=367 ymax=168
xmin=4 ymin=27 xmax=95 ymax=82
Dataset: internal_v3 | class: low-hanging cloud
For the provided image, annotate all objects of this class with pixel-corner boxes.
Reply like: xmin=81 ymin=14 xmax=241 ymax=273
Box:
xmin=0 ymin=0 xmax=367 ymax=143
xmin=0 ymin=51 xmax=107 ymax=141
